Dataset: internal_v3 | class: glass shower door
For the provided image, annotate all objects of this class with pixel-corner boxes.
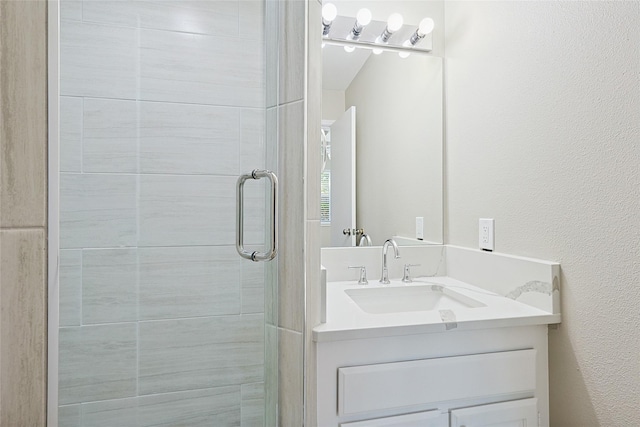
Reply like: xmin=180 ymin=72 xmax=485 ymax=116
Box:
xmin=54 ymin=1 xmax=278 ymax=425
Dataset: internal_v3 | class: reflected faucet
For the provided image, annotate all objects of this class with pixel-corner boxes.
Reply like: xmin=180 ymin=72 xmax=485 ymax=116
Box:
xmin=358 ymin=234 xmax=372 ymax=246
xmin=380 ymin=239 xmax=400 ymax=284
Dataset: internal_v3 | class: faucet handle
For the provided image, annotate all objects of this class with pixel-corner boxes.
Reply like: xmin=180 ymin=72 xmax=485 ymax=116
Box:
xmin=348 ymin=266 xmax=368 ymax=285
xmin=402 ymin=264 xmax=421 ymax=283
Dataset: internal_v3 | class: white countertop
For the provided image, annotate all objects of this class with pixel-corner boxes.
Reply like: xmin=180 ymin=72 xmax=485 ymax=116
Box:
xmin=313 ymin=276 xmax=561 ymax=342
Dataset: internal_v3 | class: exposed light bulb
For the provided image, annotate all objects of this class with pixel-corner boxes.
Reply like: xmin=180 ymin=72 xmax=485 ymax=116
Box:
xmin=356 ymin=8 xmax=372 ymax=26
xmin=349 ymin=8 xmax=372 ymax=40
xmin=387 ymin=13 xmax=404 ymax=32
xmin=344 ymin=45 xmax=355 ymax=53
xmin=418 ymin=17 xmax=435 ymax=36
xmin=372 ymin=47 xmax=383 ymax=55
xmin=399 ymin=51 xmax=410 ymax=59
xmin=322 ymin=3 xmax=337 ymax=22
xmin=379 ymin=13 xmax=403 ymax=43
xmin=322 ymin=3 xmax=337 ymax=36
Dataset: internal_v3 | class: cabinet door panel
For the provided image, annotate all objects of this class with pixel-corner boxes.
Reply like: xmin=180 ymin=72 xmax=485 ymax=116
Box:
xmin=338 ymin=349 xmax=536 ymax=415
xmin=450 ymin=398 xmax=538 ymax=427
xmin=340 ymin=410 xmax=448 ymax=427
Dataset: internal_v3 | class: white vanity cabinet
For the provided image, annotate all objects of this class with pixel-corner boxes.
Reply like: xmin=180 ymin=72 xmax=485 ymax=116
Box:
xmin=450 ymin=398 xmax=538 ymax=427
xmin=315 ymin=325 xmax=551 ymax=427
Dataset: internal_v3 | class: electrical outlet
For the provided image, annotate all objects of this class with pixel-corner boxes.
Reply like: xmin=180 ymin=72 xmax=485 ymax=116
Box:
xmin=479 ymin=218 xmax=494 ymax=251
xmin=416 ymin=217 xmax=424 ymax=240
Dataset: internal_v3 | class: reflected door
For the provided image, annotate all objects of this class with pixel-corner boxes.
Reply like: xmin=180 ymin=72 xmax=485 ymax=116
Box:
xmin=330 ymin=106 xmax=357 ymax=247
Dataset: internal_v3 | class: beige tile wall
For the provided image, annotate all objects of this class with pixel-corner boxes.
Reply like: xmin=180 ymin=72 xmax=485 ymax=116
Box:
xmin=0 ymin=1 xmax=49 ymax=426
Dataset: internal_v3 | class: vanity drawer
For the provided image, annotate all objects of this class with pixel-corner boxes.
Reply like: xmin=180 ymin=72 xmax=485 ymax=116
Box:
xmin=337 ymin=349 xmax=536 ymax=415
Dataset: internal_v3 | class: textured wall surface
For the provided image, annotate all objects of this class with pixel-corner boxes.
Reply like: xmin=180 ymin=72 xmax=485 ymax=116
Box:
xmin=445 ymin=2 xmax=640 ymax=426
xmin=0 ymin=0 xmax=48 ymax=425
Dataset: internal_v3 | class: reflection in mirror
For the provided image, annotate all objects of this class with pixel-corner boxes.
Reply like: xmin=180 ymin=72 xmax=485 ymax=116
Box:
xmin=321 ymin=42 xmax=443 ymax=247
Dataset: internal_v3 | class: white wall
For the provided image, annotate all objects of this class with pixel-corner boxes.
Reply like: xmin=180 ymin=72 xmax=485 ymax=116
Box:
xmin=445 ymin=2 xmax=640 ymax=425
xmin=322 ymin=89 xmax=345 ymax=121
xmin=346 ymin=53 xmax=443 ymax=245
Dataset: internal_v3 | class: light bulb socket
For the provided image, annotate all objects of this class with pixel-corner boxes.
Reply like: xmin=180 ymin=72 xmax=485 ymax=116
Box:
xmin=350 ymin=22 xmax=365 ymax=40
xmin=322 ymin=20 xmax=333 ymax=36
xmin=379 ymin=27 xmax=394 ymax=43
xmin=409 ymin=30 xmax=425 ymax=46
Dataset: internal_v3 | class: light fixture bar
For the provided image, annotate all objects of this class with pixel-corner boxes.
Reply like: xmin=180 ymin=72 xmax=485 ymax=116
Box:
xmin=324 ymin=39 xmax=433 ymax=56
xmin=322 ymin=15 xmax=433 ymax=54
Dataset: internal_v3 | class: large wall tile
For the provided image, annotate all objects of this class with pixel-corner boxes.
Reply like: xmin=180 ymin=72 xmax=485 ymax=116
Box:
xmin=59 ymin=323 xmax=137 ymax=404
xmin=239 ymin=1 xmax=265 ymax=41
xmin=82 ymin=248 xmax=138 ymax=324
xmin=58 ymin=404 xmax=81 ymax=427
xmin=139 ymin=315 xmax=264 ymax=395
xmin=59 ymin=250 xmax=82 ymax=327
xmin=278 ymin=328 xmax=303 ymax=427
xmin=241 ymin=382 xmax=265 ymax=427
xmin=0 ymin=229 xmax=46 ymax=425
xmin=83 ymin=1 xmax=239 ymax=37
xmin=139 ymin=246 xmax=240 ymax=320
xmin=240 ymin=108 xmax=266 ymax=172
xmin=265 ymin=0 xmax=280 ymax=108
xmin=0 ymin=0 xmax=47 ymax=228
xmin=60 ymin=96 xmax=82 ymax=173
xmin=60 ymin=21 xmax=137 ymax=99
xmin=137 ymin=387 xmax=241 ymax=427
xmin=81 ymin=397 xmax=138 ymax=427
xmin=79 ymin=387 xmax=242 ymax=427
xmin=139 ymin=29 xmax=263 ymax=107
xmin=241 ymin=260 xmax=265 ymax=314
xmin=60 ymin=0 xmax=82 ymax=21
xmin=83 ymin=98 xmax=138 ymax=173
xmin=278 ymin=0 xmax=305 ymax=104
xmin=242 ymin=179 xmax=267 ymax=247
xmin=138 ymin=175 xmax=235 ymax=247
xmin=277 ymin=101 xmax=305 ymax=332
xmin=60 ymin=173 xmax=137 ymax=249
xmin=139 ymin=102 xmax=239 ymax=175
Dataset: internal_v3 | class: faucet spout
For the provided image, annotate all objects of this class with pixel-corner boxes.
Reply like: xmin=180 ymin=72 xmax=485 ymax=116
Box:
xmin=380 ymin=239 xmax=400 ymax=284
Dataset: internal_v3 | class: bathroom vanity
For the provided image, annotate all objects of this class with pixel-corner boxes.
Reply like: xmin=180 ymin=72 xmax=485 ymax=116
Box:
xmin=315 ymin=245 xmax=560 ymax=426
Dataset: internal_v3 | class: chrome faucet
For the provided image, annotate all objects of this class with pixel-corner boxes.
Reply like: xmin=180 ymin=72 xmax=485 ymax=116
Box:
xmin=380 ymin=239 xmax=400 ymax=284
xmin=358 ymin=234 xmax=372 ymax=246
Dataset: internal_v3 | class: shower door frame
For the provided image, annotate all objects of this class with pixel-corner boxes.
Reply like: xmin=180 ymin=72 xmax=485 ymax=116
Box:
xmin=47 ymin=0 xmax=61 ymax=425
xmin=45 ymin=1 xmax=281 ymax=425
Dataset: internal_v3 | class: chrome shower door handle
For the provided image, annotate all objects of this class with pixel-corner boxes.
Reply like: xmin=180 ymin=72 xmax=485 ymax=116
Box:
xmin=236 ymin=169 xmax=279 ymax=262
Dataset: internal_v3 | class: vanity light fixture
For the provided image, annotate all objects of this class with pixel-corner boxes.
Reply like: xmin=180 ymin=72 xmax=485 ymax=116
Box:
xmin=322 ymin=3 xmax=337 ymax=36
xmin=407 ymin=17 xmax=435 ymax=46
xmin=377 ymin=13 xmax=403 ymax=43
xmin=322 ymin=11 xmax=433 ymax=56
xmin=348 ymin=8 xmax=372 ymax=41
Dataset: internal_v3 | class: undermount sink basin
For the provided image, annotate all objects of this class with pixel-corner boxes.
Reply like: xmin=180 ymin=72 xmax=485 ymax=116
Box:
xmin=345 ymin=284 xmax=486 ymax=314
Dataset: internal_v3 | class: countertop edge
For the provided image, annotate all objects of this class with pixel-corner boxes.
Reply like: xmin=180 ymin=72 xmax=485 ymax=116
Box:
xmin=312 ymin=313 xmax=561 ymax=342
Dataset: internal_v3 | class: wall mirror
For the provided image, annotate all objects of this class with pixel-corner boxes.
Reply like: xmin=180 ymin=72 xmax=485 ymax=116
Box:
xmin=320 ymin=1 xmax=444 ymax=247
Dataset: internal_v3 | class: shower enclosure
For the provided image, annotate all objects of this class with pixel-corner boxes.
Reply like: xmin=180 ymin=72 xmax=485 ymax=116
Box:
xmin=48 ymin=1 xmax=292 ymax=425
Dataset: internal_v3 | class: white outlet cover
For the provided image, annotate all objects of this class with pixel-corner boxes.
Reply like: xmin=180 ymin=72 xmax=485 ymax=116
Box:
xmin=479 ymin=218 xmax=495 ymax=251
xmin=416 ymin=217 xmax=424 ymax=240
